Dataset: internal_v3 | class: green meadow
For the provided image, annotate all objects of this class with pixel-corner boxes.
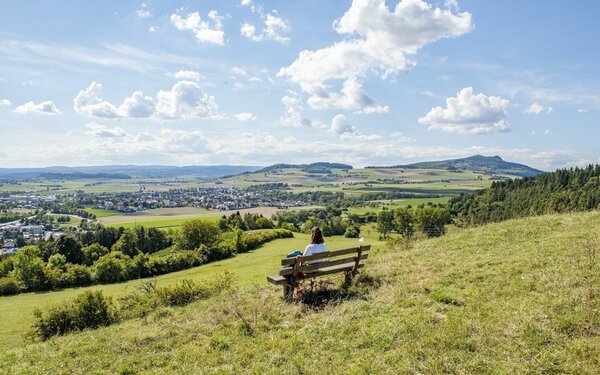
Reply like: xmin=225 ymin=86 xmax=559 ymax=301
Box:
xmin=2 ymin=212 xmax=600 ymax=373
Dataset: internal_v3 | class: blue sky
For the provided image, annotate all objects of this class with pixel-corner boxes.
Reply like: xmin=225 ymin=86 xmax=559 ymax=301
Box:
xmin=0 ymin=0 xmax=598 ymax=170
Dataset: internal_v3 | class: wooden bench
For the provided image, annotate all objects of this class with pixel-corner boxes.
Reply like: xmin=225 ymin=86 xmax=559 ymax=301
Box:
xmin=267 ymin=244 xmax=371 ymax=299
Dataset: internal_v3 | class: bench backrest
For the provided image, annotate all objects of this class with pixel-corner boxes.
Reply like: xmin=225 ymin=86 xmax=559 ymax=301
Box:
xmin=278 ymin=245 xmax=370 ymax=277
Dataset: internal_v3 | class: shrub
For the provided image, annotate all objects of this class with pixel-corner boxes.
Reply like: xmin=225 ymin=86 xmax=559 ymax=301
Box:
xmin=93 ymin=252 xmax=129 ymax=283
xmin=0 ymin=256 xmax=14 ymax=277
xmin=65 ymin=264 xmax=92 ymax=287
xmin=30 ymin=290 xmax=117 ymax=340
xmin=47 ymin=253 xmax=67 ymax=271
xmin=0 ymin=277 xmax=20 ymax=296
xmin=241 ymin=229 xmax=294 ymax=253
xmin=344 ymin=225 xmax=361 ymax=238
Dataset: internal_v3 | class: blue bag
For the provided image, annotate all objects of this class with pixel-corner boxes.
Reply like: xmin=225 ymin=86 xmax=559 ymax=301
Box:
xmin=286 ymin=250 xmax=303 ymax=258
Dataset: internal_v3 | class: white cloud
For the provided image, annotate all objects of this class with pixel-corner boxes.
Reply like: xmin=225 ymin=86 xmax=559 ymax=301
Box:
xmin=525 ymin=102 xmax=553 ymax=115
xmin=418 ymin=87 xmax=510 ymax=134
xmin=74 ymin=82 xmax=120 ymax=118
xmin=155 ymin=81 xmax=218 ymax=120
xmin=14 ymin=101 xmax=62 ymax=115
xmin=280 ymin=94 xmax=312 ymax=127
xmin=119 ymin=91 xmax=156 ymax=118
xmin=148 ymin=26 xmax=157 ymax=32
xmin=86 ymin=122 xmax=127 ymax=138
xmin=331 ymin=114 xmax=355 ymax=134
xmin=21 ymin=80 xmax=34 ymax=86
xmin=577 ymin=108 xmax=588 ymax=113
xmin=74 ymin=81 xmax=218 ymax=120
xmin=330 ymin=114 xmax=381 ymax=141
xmin=230 ymin=67 xmax=247 ymax=76
xmin=0 ymin=99 xmax=10 ymax=106
xmin=241 ymin=0 xmax=252 ymax=6
xmin=170 ymin=10 xmax=225 ymax=45
xmin=279 ymin=0 xmax=473 ymax=112
xmin=136 ymin=3 xmax=151 ymax=18
xmin=168 ymin=70 xmax=204 ymax=81
xmin=234 ymin=112 xmax=256 ymax=122
xmin=240 ymin=12 xmax=290 ymax=43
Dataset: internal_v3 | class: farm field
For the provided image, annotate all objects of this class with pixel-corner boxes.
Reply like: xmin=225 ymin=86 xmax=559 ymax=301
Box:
xmin=98 ymin=206 xmax=323 ymax=229
xmin=347 ymin=197 xmax=451 ymax=214
xmin=2 ymin=212 xmax=600 ymax=373
xmin=0 ymin=231 xmax=378 ymax=350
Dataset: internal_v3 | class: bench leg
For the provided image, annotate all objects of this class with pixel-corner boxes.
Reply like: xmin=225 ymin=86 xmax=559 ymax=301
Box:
xmin=283 ymin=283 xmax=294 ymax=300
xmin=343 ymin=271 xmax=353 ymax=288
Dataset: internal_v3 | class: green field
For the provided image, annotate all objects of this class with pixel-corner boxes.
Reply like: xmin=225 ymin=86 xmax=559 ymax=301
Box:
xmin=83 ymin=208 xmax=120 ymax=217
xmin=347 ymin=197 xmax=451 ymax=214
xmin=0 ymin=231 xmax=377 ymax=350
xmin=2 ymin=212 xmax=600 ymax=373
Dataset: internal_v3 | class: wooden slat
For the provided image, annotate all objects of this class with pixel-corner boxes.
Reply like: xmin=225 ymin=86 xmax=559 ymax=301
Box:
xmin=278 ymin=253 xmax=369 ymax=276
xmin=267 ymin=274 xmax=287 ymax=285
xmin=280 ymin=245 xmax=371 ymax=266
xmin=301 ymin=263 xmax=364 ymax=279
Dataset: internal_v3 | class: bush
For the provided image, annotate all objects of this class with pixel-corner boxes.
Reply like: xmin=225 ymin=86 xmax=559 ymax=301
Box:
xmin=344 ymin=225 xmax=361 ymax=238
xmin=176 ymin=220 xmax=222 ymax=251
xmin=81 ymin=243 xmax=109 ymax=266
xmin=65 ymin=264 xmax=92 ymax=287
xmin=0 ymin=256 xmax=14 ymax=277
xmin=93 ymin=252 xmax=129 ymax=283
xmin=30 ymin=290 xmax=117 ymax=340
xmin=241 ymin=229 xmax=294 ymax=253
xmin=0 ymin=277 xmax=20 ymax=296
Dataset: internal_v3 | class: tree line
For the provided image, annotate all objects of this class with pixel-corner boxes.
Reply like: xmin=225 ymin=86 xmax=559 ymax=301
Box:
xmin=0 ymin=220 xmax=292 ymax=296
xmin=449 ymin=164 xmax=600 ymax=226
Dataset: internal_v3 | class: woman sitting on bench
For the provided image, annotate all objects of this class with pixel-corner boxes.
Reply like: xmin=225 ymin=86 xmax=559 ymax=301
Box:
xmin=303 ymin=226 xmax=327 ymax=263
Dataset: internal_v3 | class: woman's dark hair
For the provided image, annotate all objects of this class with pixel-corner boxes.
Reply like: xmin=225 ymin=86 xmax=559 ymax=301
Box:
xmin=311 ymin=226 xmax=324 ymax=244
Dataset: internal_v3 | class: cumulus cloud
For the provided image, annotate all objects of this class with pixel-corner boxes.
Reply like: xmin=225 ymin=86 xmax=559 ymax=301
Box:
xmin=170 ymin=10 xmax=225 ymax=45
xmin=241 ymin=9 xmax=290 ymax=43
xmin=0 ymin=99 xmax=10 ymax=106
xmin=86 ymin=122 xmax=127 ymax=138
xmin=525 ymin=102 xmax=553 ymax=115
xmin=280 ymin=93 xmax=312 ymax=127
xmin=278 ymin=0 xmax=473 ymax=112
xmin=234 ymin=112 xmax=256 ymax=122
xmin=136 ymin=3 xmax=151 ymax=18
xmin=168 ymin=70 xmax=204 ymax=81
xmin=74 ymin=81 xmax=218 ymax=120
xmin=418 ymin=87 xmax=510 ymax=134
xmin=330 ymin=114 xmax=381 ymax=141
xmin=14 ymin=100 xmax=62 ymax=115
xmin=331 ymin=114 xmax=356 ymax=134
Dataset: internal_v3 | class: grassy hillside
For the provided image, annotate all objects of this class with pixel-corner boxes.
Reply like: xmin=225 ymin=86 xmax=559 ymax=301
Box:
xmin=0 ymin=232 xmax=374 ymax=350
xmin=2 ymin=212 xmax=600 ymax=373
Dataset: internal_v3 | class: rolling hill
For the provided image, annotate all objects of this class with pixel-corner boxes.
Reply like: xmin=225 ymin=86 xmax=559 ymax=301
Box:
xmin=369 ymin=155 xmax=544 ymax=177
xmin=2 ymin=211 xmax=599 ymax=373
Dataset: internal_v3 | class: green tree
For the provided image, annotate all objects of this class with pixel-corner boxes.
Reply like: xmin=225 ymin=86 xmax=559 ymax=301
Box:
xmin=414 ymin=206 xmax=451 ymax=237
xmin=56 ymin=236 xmax=83 ymax=264
xmin=376 ymin=209 xmax=395 ymax=239
xmin=93 ymin=252 xmax=128 ymax=283
xmin=393 ymin=207 xmax=415 ymax=238
xmin=111 ymin=229 xmax=139 ymax=257
xmin=81 ymin=243 xmax=110 ymax=266
xmin=176 ymin=220 xmax=222 ymax=251
xmin=13 ymin=246 xmax=47 ymax=291
xmin=47 ymin=253 xmax=67 ymax=271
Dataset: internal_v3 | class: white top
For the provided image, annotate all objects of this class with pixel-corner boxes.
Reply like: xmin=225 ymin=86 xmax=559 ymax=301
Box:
xmin=303 ymin=243 xmax=327 ymax=257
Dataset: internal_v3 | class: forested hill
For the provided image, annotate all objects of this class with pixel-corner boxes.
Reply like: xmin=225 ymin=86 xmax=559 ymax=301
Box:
xmin=449 ymin=164 xmax=600 ymax=225
xmin=369 ymin=155 xmax=543 ymax=177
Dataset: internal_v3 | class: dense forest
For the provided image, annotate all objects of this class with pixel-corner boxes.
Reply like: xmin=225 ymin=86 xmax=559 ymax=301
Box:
xmin=449 ymin=164 xmax=600 ymax=226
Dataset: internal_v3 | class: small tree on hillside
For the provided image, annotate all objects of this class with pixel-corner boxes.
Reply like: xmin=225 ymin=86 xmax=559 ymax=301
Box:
xmin=376 ymin=209 xmax=395 ymax=239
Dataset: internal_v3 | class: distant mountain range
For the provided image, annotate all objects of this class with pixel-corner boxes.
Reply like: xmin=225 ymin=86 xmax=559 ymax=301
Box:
xmin=0 ymin=156 xmax=543 ymax=180
xmin=367 ymin=155 xmax=544 ymax=177
xmin=0 ymin=165 xmax=262 ymax=180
